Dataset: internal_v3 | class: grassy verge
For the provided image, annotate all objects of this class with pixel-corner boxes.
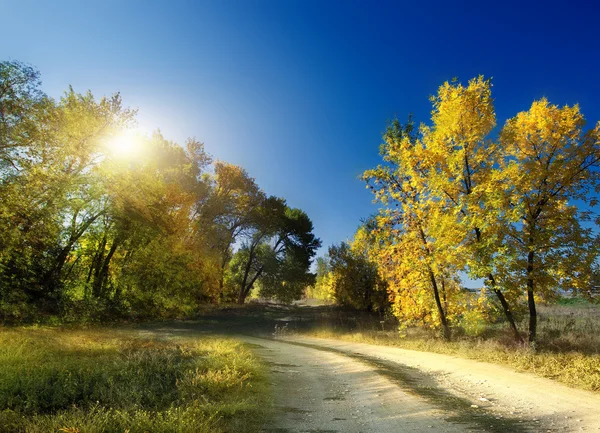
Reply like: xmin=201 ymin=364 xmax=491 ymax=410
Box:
xmin=297 ymin=303 xmax=600 ymax=393
xmin=0 ymin=327 xmax=270 ymax=433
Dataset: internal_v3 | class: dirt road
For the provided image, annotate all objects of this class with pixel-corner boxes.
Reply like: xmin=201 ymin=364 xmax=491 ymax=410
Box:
xmin=246 ymin=336 xmax=483 ymax=433
xmin=252 ymin=335 xmax=600 ymax=433
xmin=144 ymin=314 xmax=600 ymax=432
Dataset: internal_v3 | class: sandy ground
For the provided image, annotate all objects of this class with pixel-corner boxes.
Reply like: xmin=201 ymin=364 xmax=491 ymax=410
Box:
xmin=244 ymin=336 xmax=477 ymax=433
xmin=142 ymin=319 xmax=600 ymax=432
xmin=272 ymin=335 xmax=600 ymax=432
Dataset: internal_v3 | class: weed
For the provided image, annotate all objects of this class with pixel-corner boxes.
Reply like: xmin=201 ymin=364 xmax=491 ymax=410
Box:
xmin=0 ymin=327 xmax=269 ymax=433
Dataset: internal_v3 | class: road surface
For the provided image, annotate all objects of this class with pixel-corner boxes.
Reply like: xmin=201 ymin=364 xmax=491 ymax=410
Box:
xmin=144 ymin=320 xmax=600 ymax=432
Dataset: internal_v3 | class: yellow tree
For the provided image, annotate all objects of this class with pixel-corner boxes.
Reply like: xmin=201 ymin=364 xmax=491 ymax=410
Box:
xmin=420 ymin=76 xmax=524 ymax=341
xmin=363 ymin=120 xmax=462 ymax=340
xmin=499 ymin=99 xmax=600 ymax=342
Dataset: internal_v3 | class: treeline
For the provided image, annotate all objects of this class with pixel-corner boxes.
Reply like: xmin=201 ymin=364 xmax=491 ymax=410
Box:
xmin=0 ymin=60 xmax=320 ymax=322
xmin=311 ymin=77 xmax=600 ymax=343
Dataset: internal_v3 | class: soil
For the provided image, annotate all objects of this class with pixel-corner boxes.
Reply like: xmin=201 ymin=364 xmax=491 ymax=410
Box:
xmin=142 ymin=306 xmax=600 ymax=432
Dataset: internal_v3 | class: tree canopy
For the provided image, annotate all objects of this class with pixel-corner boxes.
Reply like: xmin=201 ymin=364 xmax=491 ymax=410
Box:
xmin=0 ymin=60 xmax=320 ymax=321
xmin=359 ymin=76 xmax=600 ymax=342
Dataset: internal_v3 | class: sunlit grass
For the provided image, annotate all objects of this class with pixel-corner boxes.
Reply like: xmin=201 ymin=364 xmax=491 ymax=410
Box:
xmin=0 ymin=327 xmax=269 ymax=433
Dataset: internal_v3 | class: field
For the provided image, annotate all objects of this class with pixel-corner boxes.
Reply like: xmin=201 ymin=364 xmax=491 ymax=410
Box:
xmin=0 ymin=327 xmax=269 ymax=433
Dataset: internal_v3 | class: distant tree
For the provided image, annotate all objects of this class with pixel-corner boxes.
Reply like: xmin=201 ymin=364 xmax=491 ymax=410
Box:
xmin=305 ymin=256 xmax=335 ymax=301
xmin=227 ymin=197 xmax=321 ymax=304
xmin=328 ymin=233 xmax=388 ymax=313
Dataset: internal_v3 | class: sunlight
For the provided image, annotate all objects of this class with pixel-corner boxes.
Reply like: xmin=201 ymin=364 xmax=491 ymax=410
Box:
xmin=106 ymin=128 xmax=142 ymax=159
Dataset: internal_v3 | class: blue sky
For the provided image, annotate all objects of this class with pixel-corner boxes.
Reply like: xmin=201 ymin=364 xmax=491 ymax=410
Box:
xmin=2 ymin=0 xmax=600 ymax=263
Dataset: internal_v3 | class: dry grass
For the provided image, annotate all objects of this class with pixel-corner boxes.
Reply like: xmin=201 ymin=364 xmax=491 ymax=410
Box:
xmin=301 ymin=301 xmax=600 ymax=392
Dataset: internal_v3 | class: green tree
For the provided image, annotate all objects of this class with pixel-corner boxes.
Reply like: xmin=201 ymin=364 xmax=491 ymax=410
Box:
xmin=198 ymin=162 xmax=264 ymax=300
xmin=228 ymin=198 xmax=320 ymax=304
xmin=328 ymin=234 xmax=388 ymax=313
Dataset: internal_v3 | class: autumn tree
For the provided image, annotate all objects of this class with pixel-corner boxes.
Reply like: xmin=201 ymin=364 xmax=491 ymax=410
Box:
xmin=328 ymin=233 xmax=388 ymax=312
xmin=499 ymin=99 xmax=600 ymax=342
xmin=1 ymin=59 xmax=323 ymax=321
xmin=363 ymin=119 xmax=460 ymax=339
xmin=0 ymin=61 xmax=135 ymax=313
xmin=366 ymin=76 xmax=600 ymax=343
xmin=198 ymin=162 xmax=264 ymax=301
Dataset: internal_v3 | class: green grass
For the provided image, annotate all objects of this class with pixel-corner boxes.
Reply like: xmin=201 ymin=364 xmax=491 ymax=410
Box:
xmin=0 ymin=327 xmax=269 ymax=433
xmin=298 ymin=302 xmax=600 ymax=393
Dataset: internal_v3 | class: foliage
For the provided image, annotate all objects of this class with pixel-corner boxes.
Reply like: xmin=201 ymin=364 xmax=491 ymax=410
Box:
xmin=226 ymin=199 xmax=321 ymax=304
xmin=0 ymin=60 xmax=320 ymax=321
xmin=0 ymin=327 xmax=268 ymax=432
xmin=362 ymin=76 xmax=600 ymax=342
xmin=304 ymin=256 xmax=335 ymax=302
xmin=498 ymin=99 xmax=600 ymax=340
xmin=327 ymin=232 xmax=388 ymax=312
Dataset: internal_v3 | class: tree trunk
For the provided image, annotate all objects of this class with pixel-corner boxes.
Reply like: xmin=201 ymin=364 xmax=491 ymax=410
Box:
xmin=473 ymin=227 xmax=522 ymax=342
xmin=363 ymin=275 xmax=373 ymax=312
xmin=238 ymin=244 xmax=256 ymax=304
xmin=218 ymin=250 xmax=230 ymax=302
xmin=440 ymin=275 xmax=448 ymax=312
xmin=44 ymin=212 xmax=103 ymax=294
xmin=527 ymin=250 xmax=537 ymax=343
xmin=428 ymin=268 xmax=451 ymax=341
xmin=92 ymin=238 xmax=120 ymax=299
xmin=88 ymin=232 xmax=108 ymax=284
xmin=238 ymin=265 xmax=263 ymax=304
xmin=491 ymin=285 xmax=522 ymax=342
xmin=416 ymin=225 xmax=451 ymax=340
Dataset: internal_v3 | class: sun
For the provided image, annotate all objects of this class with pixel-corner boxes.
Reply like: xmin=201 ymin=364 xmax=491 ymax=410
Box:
xmin=106 ymin=129 xmax=142 ymax=159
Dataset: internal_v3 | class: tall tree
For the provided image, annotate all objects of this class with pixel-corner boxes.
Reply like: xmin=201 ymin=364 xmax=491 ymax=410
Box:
xmin=419 ymin=77 xmax=522 ymax=341
xmin=363 ymin=119 xmax=459 ymax=339
xmin=198 ymin=162 xmax=264 ymax=300
xmin=499 ymin=99 xmax=600 ymax=342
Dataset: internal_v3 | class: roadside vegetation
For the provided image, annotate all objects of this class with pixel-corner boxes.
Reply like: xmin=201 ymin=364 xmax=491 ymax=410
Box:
xmin=0 ymin=326 xmax=269 ymax=433
xmin=296 ymin=300 xmax=600 ymax=392
xmin=0 ymin=60 xmax=320 ymax=324
xmin=309 ymin=76 xmax=600 ymax=346
xmin=299 ymin=75 xmax=600 ymax=392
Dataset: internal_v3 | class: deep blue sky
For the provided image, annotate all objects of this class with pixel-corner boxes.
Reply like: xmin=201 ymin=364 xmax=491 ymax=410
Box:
xmin=3 ymin=0 xmax=600 ymax=260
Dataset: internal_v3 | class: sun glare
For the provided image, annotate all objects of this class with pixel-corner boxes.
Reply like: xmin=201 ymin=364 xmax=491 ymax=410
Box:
xmin=107 ymin=129 xmax=142 ymax=159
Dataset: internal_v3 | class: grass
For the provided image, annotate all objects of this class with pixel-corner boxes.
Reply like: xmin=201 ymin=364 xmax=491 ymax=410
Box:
xmin=0 ymin=326 xmax=270 ymax=433
xmin=295 ymin=301 xmax=600 ymax=393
